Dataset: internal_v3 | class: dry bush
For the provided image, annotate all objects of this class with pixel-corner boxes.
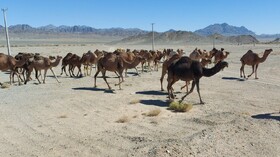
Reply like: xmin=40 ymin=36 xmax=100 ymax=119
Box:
xmin=169 ymin=101 xmax=193 ymax=112
xmin=57 ymin=114 xmax=68 ymax=118
xmin=1 ymin=83 xmax=10 ymax=89
xmin=116 ymin=116 xmax=130 ymax=123
xmin=129 ymin=99 xmax=140 ymax=104
xmin=143 ymin=109 xmax=161 ymax=117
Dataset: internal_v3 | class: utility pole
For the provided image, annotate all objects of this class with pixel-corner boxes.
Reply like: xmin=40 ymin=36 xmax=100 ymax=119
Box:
xmin=2 ymin=8 xmax=11 ymax=56
xmin=151 ymin=23 xmax=155 ymax=51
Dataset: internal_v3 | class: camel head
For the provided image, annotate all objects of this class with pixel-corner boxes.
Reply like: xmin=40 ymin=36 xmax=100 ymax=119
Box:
xmin=264 ymin=49 xmax=273 ymax=55
xmin=216 ymin=61 xmax=228 ymax=71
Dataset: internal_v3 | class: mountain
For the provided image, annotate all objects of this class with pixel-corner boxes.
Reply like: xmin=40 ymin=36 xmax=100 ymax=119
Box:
xmin=0 ymin=24 xmax=148 ymax=37
xmin=112 ymin=30 xmax=258 ymax=45
xmin=195 ymin=23 xmax=256 ymax=36
xmin=113 ymin=31 xmax=206 ymax=45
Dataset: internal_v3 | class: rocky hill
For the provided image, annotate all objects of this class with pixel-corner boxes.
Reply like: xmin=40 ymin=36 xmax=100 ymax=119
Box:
xmin=113 ymin=31 xmax=259 ymax=45
xmin=195 ymin=23 xmax=256 ymax=36
xmin=0 ymin=24 xmax=148 ymax=37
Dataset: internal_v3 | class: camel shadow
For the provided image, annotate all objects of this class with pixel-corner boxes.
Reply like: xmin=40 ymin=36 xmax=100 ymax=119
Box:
xmin=72 ymin=87 xmax=115 ymax=94
xmin=139 ymin=99 xmax=169 ymax=107
xmin=222 ymin=77 xmax=245 ymax=81
xmin=251 ymin=112 xmax=280 ymax=121
xmin=136 ymin=90 xmax=167 ymax=96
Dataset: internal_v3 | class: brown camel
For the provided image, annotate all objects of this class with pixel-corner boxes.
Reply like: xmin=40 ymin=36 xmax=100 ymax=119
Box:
xmin=61 ymin=52 xmax=73 ymax=76
xmin=0 ymin=53 xmax=27 ymax=85
xmin=66 ymin=54 xmax=83 ymax=77
xmin=123 ymin=55 xmax=146 ymax=77
xmin=94 ymin=53 xmax=128 ymax=90
xmin=213 ymin=48 xmax=230 ymax=64
xmin=167 ymin=57 xmax=228 ymax=104
xmin=240 ymin=49 xmax=273 ymax=79
xmin=25 ymin=56 xmax=62 ymax=84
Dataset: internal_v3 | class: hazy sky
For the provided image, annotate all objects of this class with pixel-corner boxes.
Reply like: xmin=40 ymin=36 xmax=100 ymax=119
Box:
xmin=0 ymin=0 xmax=279 ymax=34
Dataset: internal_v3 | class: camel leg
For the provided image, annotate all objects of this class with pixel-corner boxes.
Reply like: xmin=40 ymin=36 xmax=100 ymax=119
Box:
xmin=125 ymin=68 xmax=128 ymax=77
xmin=89 ymin=64 xmax=93 ymax=76
xmin=35 ymin=69 xmax=41 ymax=84
xmin=115 ymin=71 xmax=124 ymax=90
xmin=94 ymin=69 xmax=100 ymax=88
xmin=50 ymin=68 xmax=60 ymax=83
xmin=83 ymin=65 xmax=87 ymax=76
xmin=135 ymin=67 xmax=140 ymax=76
xmin=160 ymin=67 xmax=166 ymax=91
xmin=195 ymin=79 xmax=204 ymax=104
xmin=167 ymin=77 xmax=177 ymax=100
xmin=180 ymin=81 xmax=195 ymax=103
xmin=255 ymin=64 xmax=259 ymax=79
xmin=240 ymin=63 xmax=245 ymax=78
xmin=102 ymin=70 xmax=111 ymax=90
xmin=247 ymin=65 xmax=255 ymax=78
xmin=43 ymin=69 xmax=48 ymax=84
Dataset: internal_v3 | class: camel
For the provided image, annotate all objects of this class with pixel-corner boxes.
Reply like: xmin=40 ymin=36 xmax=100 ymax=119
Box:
xmin=167 ymin=57 xmax=228 ymax=104
xmin=213 ymin=48 xmax=230 ymax=64
xmin=81 ymin=50 xmax=99 ymax=76
xmin=240 ymin=49 xmax=273 ymax=79
xmin=0 ymin=53 xmax=27 ymax=85
xmin=68 ymin=54 xmax=83 ymax=77
xmin=160 ymin=54 xmax=182 ymax=91
xmin=123 ymin=55 xmax=146 ymax=77
xmin=61 ymin=52 xmax=74 ymax=76
xmin=25 ymin=55 xmax=62 ymax=84
xmin=189 ymin=48 xmax=204 ymax=61
xmin=139 ymin=50 xmax=157 ymax=72
xmin=94 ymin=53 xmax=127 ymax=90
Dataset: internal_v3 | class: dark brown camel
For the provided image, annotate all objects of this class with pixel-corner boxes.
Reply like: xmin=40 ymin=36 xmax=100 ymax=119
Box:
xmin=167 ymin=57 xmax=228 ymax=104
xmin=61 ymin=52 xmax=73 ymax=76
xmin=240 ymin=49 xmax=273 ymax=79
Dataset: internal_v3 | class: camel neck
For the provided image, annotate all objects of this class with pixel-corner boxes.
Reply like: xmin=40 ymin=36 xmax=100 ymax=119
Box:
xmin=202 ymin=64 xmax=223 ymax=77
xmin=259 ymin=52 xmax=270 ymax=63
xmin=50 ymin=58 xmax=61 ymax=67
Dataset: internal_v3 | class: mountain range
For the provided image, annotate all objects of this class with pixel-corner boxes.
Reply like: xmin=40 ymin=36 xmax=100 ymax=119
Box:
xmin=0 ymin=23 xmax=279 ymax=43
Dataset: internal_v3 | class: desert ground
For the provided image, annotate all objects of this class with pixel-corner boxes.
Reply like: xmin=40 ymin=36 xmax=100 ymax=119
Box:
xmin=0 ymin=42 xmax=279 ymax=157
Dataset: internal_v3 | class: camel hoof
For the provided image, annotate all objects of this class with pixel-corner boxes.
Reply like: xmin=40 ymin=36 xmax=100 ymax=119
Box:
xmin=255 ymin=78 xmax=259 ymax=79
xmin=200 ymin=101 xmax=205 ymax=104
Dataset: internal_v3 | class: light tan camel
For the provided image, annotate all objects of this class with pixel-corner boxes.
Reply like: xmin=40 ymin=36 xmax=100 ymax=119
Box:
xmin=167 ymin=57 xmax=228 ymax=104
xmin=81 ymin=50 xmax=99 ymax=76
xmin=189 ymin=48 xmax=204 ymax=61
xmin=94 ymin=53 xmax=127 ymax=90
xmin=25 ymin=56 xmax=62 ymax=84
xmin=214 ymin=48 xmax=230 ymax=64
xmin=240 ymin=49 xmax=273 ymax=79
xmin=0 ymin=53 xmax=27 ymax=85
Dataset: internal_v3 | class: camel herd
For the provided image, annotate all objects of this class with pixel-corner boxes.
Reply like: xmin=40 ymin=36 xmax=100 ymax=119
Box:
xmin=0 ymin=47 xmax=273 ymax=103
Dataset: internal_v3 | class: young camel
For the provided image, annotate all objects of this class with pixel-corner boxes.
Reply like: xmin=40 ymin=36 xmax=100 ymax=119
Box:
xmin=0 ymin=53 xmax=27 ymax=85
xmin=167 ymin=57 xmax=228 ymax=104
xmin=68 ymin=54 xmax=83 ymax=77
xmin=94 ymin=53 xmax=127 ymax=90
xmin=25 ymin=56 xmax=62 ymax=84
xmin=240 ymin=49 xmax=273 ymax=79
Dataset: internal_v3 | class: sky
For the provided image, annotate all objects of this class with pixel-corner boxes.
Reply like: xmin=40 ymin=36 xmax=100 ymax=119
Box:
xmin=0 ymin=0 xmax=279 ymax=34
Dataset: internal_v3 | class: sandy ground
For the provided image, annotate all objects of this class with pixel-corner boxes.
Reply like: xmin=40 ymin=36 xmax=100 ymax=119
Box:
xmin=0 ymin=43 xmax=280 ymax=157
